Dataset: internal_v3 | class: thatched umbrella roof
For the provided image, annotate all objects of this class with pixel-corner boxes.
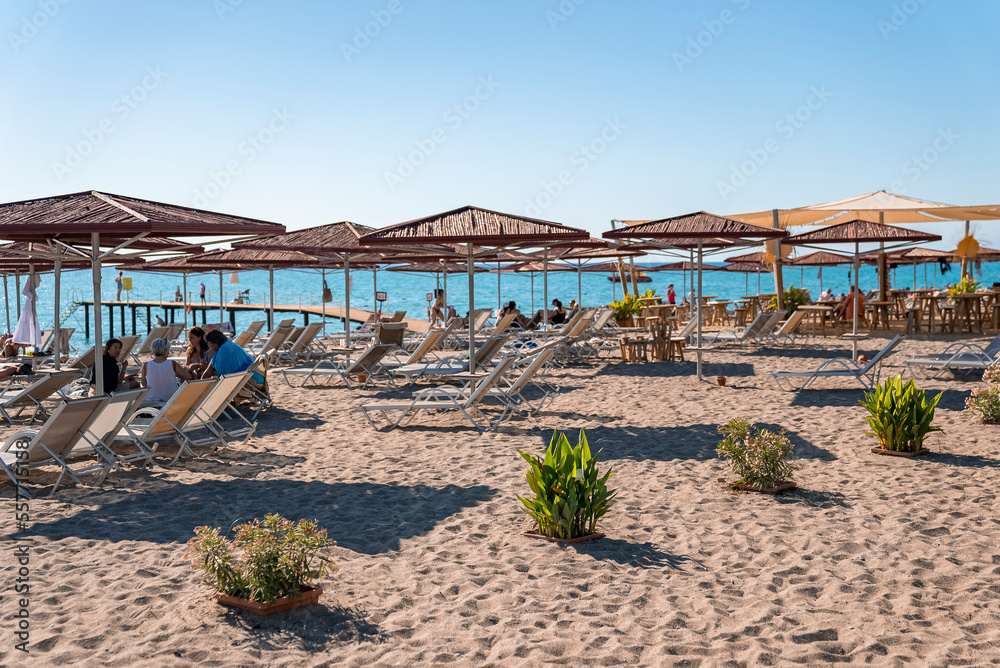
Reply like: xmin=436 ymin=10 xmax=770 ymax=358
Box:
xmin=782 ymin=220 xmax=941 ymax=246
xmin=605 ymin=212 xmax=788 ymax=242
xmin=789 ymin=251 xmax=852 ymax=266
xmin=235 ymin=221 xmax=376 ymax=255
xmin=499 ymin=261 xmax=574 ymax=273
xmin=0 ymin=190 xmax=284 ymax=239
xmin=359 ymin=206 xmax=589 ymax=248
xmin=388 ymin=262 xmax=484 ymax=274
xmin=724 ymin=251 xmax=769 ymax=264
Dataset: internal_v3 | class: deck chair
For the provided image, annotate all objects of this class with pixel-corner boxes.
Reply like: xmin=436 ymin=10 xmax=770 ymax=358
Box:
xmin=0 ymin=396 xmax=113 ymax=497
xmin=391 ymin=335 xmax=507 ymax=384
xmin=132 ymin=327 xmax=170 ymax=364
xmin=0 ymin=371 xmax=81 ymax=425
xmin=768 ymin=310 xmax=808 ymax=346
xmin=280 ymin=343 xmax=396 ymax=389
xmin=360 ymin=355 xmax=518 ymax=433
xmin=115 ymin=335 xmax=141 ymax=366
xmin=417 ymin=348 xmax=559 ymax=417
xmin=117 ymin=379 xmax=217 ymax=466
xmin=389 ymin=311 xmax=406 ymax=322
xmin=904 ymin=333 xmax=1000 ymax=379
xmin=275 ymin=322 xmax=324 ymax=364
xmin=375 ymin=322 xmax=407 ymax=350
xmin=248 ymin=326 xmax=294 ymax=356
xmin=233 ymin=321 xmax=266 ymax=348
xmin=489 ymin=312 xmax=517 ymax=335
xmin=383 ymin=329 xmax=447 ymax=370
xmin=41 ymin=328 xmax=75 ymax=354
xmin=76 ymin=389 xmax=154 ymax=469
xmin=772 ymin=335 xmax=904 ymax=391
xmin=166 ymin=323 xmax=185 ymax=340
xmin=470 ymin=309 xmax=492 ymax=331
xmin=187 ymin=372 xmax=257 ymax=443
xmin=706 ymin=311 xmax=778 ymax=350
xmin=69 ymin=346 xmax=96 ymax=374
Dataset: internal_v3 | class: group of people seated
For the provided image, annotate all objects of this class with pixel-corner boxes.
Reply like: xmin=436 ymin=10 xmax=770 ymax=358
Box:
xmin=496 ymin=298 xmax=576 ymax=330
xmin=90 ymin=326 xmax=264 ymax=401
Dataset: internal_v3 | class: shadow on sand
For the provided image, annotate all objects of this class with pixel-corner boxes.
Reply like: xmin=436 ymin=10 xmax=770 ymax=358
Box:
xmin=790 ymin=388 xmax=968 ymax=411
xmin=32 ymin=479 xmax=497 ymax=554
xmin=545 ymin=423 xmax=835 ymax=462
xmin=217 ymin=602 xmax=386 ymax=651
xmin=569 ymin=537 xmax=702 ymax=571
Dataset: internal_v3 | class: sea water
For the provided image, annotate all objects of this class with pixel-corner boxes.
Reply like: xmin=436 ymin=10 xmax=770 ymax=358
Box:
xmin=5 ymin=260 xmax=987 ymax=352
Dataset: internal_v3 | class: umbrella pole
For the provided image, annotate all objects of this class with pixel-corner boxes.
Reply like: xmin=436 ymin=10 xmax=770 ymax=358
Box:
xmin=497 ymin=260 xmax=501 ymax=313
xmin=543 ymin=251 xmax=549 ymax=324
xmin=92 ymin=233 xmax=104 ymax=396
xmin=853 ymin=243 xmax=859 ymax=360
xmin=373 ymin=267 xmax=378 ymax=317
xmin=577 ymin=260 xmax=582 ymax=307
xmin=530 ymin=273 xmax=535 ymax=313
xmin=344 ymin=256 xmax=351 ymax=346
xmin=321 ymin=268 xmax=327 ymax=337
xmin=183 ymin=274 xmax=187 ymax=332
xmin=219 ymin=270 xmax=224 ymax=331
xmin=467 ymin=245 xmax=475 ymax=377
xmin=3 ymin=274 xmax=9 ymax=334
xmin=15 ymin=272 xmax=20 ymax=320
xmin=442 ymin=263 xmax=448 ymax=322
xmin=53 ymin=251 xmax=61 ymax=370
xmin=269 ymin=268 xmax=275 ymax=331
xmin=696 ymin=240 xmax=703 ymax=381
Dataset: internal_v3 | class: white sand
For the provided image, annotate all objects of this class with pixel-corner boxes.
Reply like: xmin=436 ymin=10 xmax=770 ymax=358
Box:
xmin=4 ymin=333 xmax=1000 ymax=666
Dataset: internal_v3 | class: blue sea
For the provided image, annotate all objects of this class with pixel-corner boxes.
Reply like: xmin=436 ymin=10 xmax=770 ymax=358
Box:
xmin=7 ymin=259 xmax=992 ymax=351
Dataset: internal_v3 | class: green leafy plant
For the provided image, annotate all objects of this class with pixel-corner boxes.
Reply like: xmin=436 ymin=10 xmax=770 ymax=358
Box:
xmin=608 ymin=289 xmax=656 ymax=321
xmin=517 ymin=429 xmax=617 ymax=539
xmin=948 ymin=276 xmax=980 ymax=297
xmin=185 ymin=514 xmax=336 ymax=603
xmin=769 ymin=285 xmax=810 ymax=316
xmin=716 ymin=418 xmax=795 ymax=489
xmin=965 ymin=365 xmax=1000 ymax=422
xmin=859 ymin=375 xmax=943 ymax=452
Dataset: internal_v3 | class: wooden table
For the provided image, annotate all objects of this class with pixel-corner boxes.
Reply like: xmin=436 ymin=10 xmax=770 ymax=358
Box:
xmin=799 ymin=304 xmax=835 ymax=337
xmin=867 ymin=300 xmax=894 ymax=330
xmin=707 ymin=301 xmax=732 ymax=326
xmin=952 ymin=293 xmax=986 ymax=334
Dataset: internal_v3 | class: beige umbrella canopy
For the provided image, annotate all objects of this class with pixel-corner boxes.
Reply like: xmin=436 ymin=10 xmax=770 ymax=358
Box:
xmin=729 ymin=190 xmax=1000 ymax=228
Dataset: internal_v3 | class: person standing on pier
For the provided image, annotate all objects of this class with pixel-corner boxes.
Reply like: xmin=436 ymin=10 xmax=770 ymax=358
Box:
xmin=199 ymin=281 xmax=207 ymax=305
xmin=115 ymin=271 xmax=124 ymax=301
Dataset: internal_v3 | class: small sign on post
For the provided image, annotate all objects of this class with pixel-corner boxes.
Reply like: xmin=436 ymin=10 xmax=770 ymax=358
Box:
xmin=375 ymin=291 xmax=387 ymax=317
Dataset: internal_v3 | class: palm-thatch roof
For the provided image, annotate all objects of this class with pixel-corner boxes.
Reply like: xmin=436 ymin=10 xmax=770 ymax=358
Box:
xmin=782 ymin=220 xmax=942 ymax=246
xmin=235 ymin=221 xmax=376 ymax=255
xmin=0 ymin=191 xmax=284 ymax=238
xmin=386 ymin=262 xmax=484 ymax=274
xmin=789 ymin=251 xmax=853 ymax=266
xmin=359 ymin=206 xmax=589 ymax=247
xmin=604 ymin=212 xmax=788 ymax=241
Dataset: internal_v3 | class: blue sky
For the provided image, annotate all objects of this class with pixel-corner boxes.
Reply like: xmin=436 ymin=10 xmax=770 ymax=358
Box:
xmin=2 ymin=0 xmax=997 ymax=247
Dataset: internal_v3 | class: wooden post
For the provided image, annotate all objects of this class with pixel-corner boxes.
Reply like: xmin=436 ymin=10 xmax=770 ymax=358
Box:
xmin=771 ymin=209 xmax=784 ymax=312
xmin=84 ymin=303 xmax=90 ymax=338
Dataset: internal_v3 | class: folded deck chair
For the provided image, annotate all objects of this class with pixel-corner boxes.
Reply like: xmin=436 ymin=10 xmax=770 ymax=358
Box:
xmin=0 ymin=396 xmax=112 ymax=497
xmin=117 ymin=379 xmax=217 ymax=466
xmin=360 ymin=355 xmax=518 ymax=433
xmin=0 ymin=371 xmax=81 ymax=425
xmin=904 ymin=333 xmax=1000 ymax=379
xmin=706 ymin=312 xmax=778 ymax=350
xmin=280 ymin=343 xmax=396 ymax=389
xmin=772 ymin=335 xmax=904 ymax=391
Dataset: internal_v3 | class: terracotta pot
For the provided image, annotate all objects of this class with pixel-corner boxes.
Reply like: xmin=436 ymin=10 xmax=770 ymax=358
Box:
xmin=871 ymin=447 xmax=928 ymax=458
xmin=356 ymin=374 xmax=367 ymax=383
xmin=523 ymin=531 xmax=605 ymax=544
xmin=717 ymin=376 xmax=727 ymax=386
xmin=732 ymin=482 xmax=796 ymax=494
xmin=215 ymin=586 xmax=322 ymax=616
xmin=614 ymin=316 xmax=634 ymax=328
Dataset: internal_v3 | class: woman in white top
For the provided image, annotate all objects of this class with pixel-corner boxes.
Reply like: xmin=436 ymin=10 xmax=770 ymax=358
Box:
xmin=141 ymin=338 xmax=193 ymax=403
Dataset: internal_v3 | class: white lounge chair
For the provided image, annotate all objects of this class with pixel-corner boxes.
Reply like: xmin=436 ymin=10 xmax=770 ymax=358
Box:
xmin=0 ymin=396 xmax=112 ymax=497
xmin=904 ymin=333 xmax=1000 ymax=379
xmin=707 ymin=311 xmax=779 ymax=350
xmin=232 ymin=321 xmax=266 ymax=348
xmin=0 ymin=371 xmax=81 ymax=424
xmin=117 ymin=379 xmax=217 ymax=466
xmin=772 ymin=335 xmax=904 ymax=391
xmin=359 ymin=355 xmax=518 ymax=433
xmin=768 ymin=310 xmax=809 ymax=346
xmin=280 ymin=343 xmax=396 ymax=389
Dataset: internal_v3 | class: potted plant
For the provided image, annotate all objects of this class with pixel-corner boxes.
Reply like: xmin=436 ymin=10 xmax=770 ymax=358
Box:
xmin=716 ymin=418 xmax=796 ymax=493
xmin=185 ymin=514 xmax=336 ymax=615
xmin=609 ymin=289 xmax=656 ymax=327
xmin=860 ymin=375 xmax=942 ymax=457
xmin=768 ymin=285 xmax=810 ymax=317
xmin=517 ymin=429 xmax=617 ymax=543
xmin=966 ymin=366 xmax=1000 ymax=422
xmin=947 ymin=276 xmax=980 ymax=299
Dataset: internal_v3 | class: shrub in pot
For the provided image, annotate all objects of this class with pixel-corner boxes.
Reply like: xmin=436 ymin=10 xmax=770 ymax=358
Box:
xmin=860 ymin=375 xmax=942 ymax=453
xmin=716 ymin=418 xmax=795 ymax=491
xmin=517 ymin=429 xmax=617 ymax=540
xmin=185 ymin=514 xmax=336 ymax=613
xmin=965 ymin=365 xmax=1000 ymax=423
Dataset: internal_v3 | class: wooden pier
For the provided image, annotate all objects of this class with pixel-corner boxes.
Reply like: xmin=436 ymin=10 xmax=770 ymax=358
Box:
xmin=74 ymin=299 xmax=430 ymax=338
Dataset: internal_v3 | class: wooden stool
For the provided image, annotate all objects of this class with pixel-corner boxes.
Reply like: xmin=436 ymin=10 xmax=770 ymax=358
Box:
xmin=619 ymin=337 xmax=649 ymax=363
xmin=905 ymin=308 xmax=922 ymax=335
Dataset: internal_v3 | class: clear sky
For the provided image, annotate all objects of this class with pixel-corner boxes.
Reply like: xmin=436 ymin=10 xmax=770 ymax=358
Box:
xmin=2 ymin=0 xmax=997 ymax=247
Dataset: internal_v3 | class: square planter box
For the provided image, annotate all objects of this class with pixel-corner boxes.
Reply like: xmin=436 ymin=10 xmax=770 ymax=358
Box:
xmin=215 ymin=585 xmax=322 ymax=616
xmin=731 ymin=482 xmax=797 ymax=494
xmin=871 ymin=447 xmax=928 ymax=458
xmin=523 ymin=531 xmax=605 ymax=544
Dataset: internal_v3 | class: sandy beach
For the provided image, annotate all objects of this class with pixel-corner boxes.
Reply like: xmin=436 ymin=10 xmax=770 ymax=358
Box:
xmin=5 ymin=333 xmax=1000 ymax=667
